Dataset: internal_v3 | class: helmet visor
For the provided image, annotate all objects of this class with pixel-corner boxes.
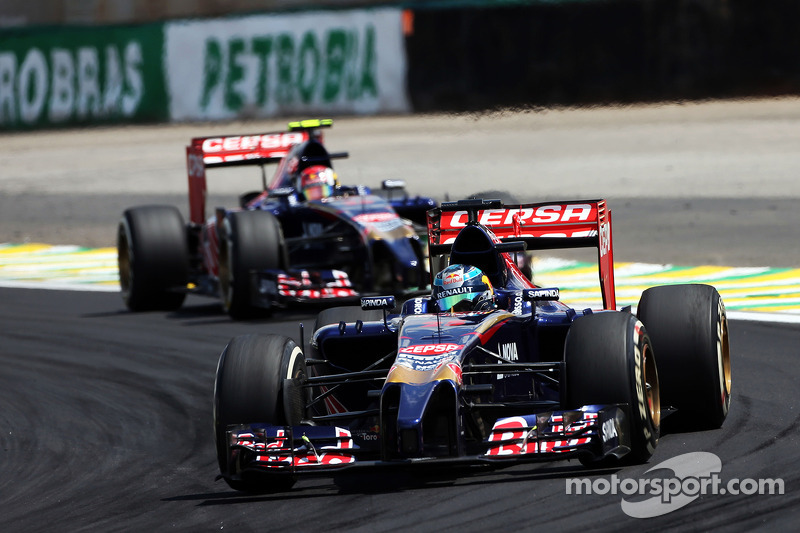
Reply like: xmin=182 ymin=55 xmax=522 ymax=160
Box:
xmin=303 ymin=182 xmax=334 ymax=200
xmin=437 ymin=291 xmax=482 ymax=312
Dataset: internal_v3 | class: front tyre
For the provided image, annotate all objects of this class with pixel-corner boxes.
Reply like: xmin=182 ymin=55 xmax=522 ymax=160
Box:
xmin=218 ymin=210 xmax=286 ymax=319
xmin=565 ymin=312 xmax=660 ymax=464
xmin=637 ymin=284 xmax=731 ymax=430
xmin=117 ymin=205 xmax=188 ymax=311
xmin=213 ymin=334 xmax=307 ymax=493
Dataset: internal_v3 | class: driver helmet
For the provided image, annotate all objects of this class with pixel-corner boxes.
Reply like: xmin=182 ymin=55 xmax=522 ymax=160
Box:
xmin=298 ymin=165 xmax=338 ymax=201
xmin=432 ymin=264 xmax=496 ymax=313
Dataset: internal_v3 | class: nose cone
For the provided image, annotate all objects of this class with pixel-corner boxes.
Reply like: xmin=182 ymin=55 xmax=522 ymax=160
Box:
xmin=396 ymin=381 xmax=437 ymax=429
xmin=395 ymin=381 xmax=437 ymax=456
xmin=381 ymin=379 xmax=459 ymax=458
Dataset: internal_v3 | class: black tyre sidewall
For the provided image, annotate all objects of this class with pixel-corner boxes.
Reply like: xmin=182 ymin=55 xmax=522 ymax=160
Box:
xmin=213 ymin=334 xmax=305 ymax=492
xmin=219 ymin=210 xmax=286 ymax=319
xmin=638 ymin=284 xmax=731 ymax=430
xmin=565 ymin=312 xmax=659 ymax=463
xmin=117 ymin=205 xmax=188 ymax=311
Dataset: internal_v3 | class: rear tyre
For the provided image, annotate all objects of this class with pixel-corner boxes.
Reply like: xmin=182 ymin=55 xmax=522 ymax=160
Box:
xmin=565 ymin=312 xmax=660 ymax=464
xmin=117 ymin=205 xmax=188 ymax=311
xmin=637 ymin=284 xmax=731 ymax=430
xmin=213 ymin=334 xmax=307 ymax=493
xmin=219 ymin=210 xmax=287 ymax=319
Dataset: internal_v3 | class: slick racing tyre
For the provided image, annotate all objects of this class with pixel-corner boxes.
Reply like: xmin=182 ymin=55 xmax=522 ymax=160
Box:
xmin=218 ymin=210 xmax=287 ymax=319
xmin=565 ymin=312 xmax=660 ymax=464
xmin=637 ymin=284 xmax=731 ymax=430
xmin=214 ymin=334 xmax=307 ymax=493
xmin=117 ymin=205 xmax=189 ymax=311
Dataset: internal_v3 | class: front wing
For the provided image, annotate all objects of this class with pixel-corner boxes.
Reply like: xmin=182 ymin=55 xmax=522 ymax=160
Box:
xmin=249 ymin=267 xmax=427 ymax=308
xmin=220 ymin=405 xmax=631 ymax=480
xmin=251 ymin=268 xmax=359 ymax=307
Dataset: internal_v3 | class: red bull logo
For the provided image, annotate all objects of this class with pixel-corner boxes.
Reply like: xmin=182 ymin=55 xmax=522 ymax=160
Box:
xmin=443 ymin=272 xmax=462 ymax=286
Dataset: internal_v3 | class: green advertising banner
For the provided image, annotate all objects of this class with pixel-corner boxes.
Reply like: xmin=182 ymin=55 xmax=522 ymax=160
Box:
xmin=0 ymin=24 xmax=167 ymax=130
xmin=0 ymin=8 xmax=408 ymax=130
xmin=164 ymin=8 xmax=410 ymax=121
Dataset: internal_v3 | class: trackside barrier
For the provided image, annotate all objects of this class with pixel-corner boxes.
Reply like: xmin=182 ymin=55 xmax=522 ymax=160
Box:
xmin=405 ymin=0 xmax=800 ymax=110
xmin=6 ymin=1 xmax=800 ymax=129
xmin=0 ymin=24 xmax=168 ymax=130
xmin=0 ymin=8 xmax=409 ymax=131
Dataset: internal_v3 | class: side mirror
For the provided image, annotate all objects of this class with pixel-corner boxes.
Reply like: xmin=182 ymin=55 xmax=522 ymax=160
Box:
xmin=522 ymin=288 xmax=560 ymax=302
xmin=381 ymin=179 xmax=406 ymax=190
xmin=361 ymin=295 xmax=396 ymax=311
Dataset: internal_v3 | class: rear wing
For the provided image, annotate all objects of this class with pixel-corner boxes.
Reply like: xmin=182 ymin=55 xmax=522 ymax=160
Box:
xmin=427 ymin=199 xmax=616 ymax=310
xmin=186 ymin=120 xmax=336 ymax=224
xmin=190 ymin=130 xmax=311 ymax=168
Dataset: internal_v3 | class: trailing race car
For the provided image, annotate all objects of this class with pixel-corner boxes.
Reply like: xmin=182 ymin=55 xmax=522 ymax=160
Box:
xmin=117 ymin=119 xmax=435 ymax=318
xmin=213 ymin=198 xmax=731 ymax=492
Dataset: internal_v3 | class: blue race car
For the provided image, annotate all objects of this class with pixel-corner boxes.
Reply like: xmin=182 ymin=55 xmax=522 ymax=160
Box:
xmin=213 ymin=198 xmax=731 ymax=491
xmin=117 ymin=119 xmax=435 ymax=318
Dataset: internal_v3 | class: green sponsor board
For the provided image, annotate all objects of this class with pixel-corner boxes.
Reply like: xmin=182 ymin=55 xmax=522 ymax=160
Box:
xmin=165 ymin=9 xmax=409 ymax=120
xmin=0 ymin=25 xmax=167 ymax=129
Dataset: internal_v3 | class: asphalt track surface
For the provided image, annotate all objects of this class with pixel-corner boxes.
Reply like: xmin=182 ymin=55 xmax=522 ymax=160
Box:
xmin=1 ymin=100 xmax=799 ymax=531
xmin=1 ymin=290 xmax=797 ymax=532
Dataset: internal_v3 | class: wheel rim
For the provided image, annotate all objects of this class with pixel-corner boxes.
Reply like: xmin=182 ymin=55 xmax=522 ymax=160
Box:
xmin=643 ymin=343 xmax=661 ymax=428
xmin=720 ymin=315 xmax=732 ymax=401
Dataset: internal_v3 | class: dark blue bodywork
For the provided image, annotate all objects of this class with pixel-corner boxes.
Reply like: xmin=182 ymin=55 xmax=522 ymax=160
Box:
xmin=220 ymin=201 xmax=636 ymax=481
xmin=187 ymin=122 xmax=437 ymax=309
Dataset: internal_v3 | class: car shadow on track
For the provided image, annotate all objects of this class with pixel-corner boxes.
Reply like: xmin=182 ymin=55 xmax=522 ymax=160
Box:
xmin=164 ymin=462 xmax=625 ymax=505
xmin=82 ymin=296 xmax=320 ymax=327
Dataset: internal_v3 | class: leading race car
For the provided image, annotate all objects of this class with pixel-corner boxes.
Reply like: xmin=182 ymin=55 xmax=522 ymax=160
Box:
xmin=117 ymin=119 xmax=435 ymax=319
xmin=213 ymin=198 xmax=732 ymax=492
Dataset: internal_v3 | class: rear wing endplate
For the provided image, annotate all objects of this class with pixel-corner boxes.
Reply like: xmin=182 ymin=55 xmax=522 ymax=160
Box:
xmin=427 ymin=199 xmax=616 ymax=310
